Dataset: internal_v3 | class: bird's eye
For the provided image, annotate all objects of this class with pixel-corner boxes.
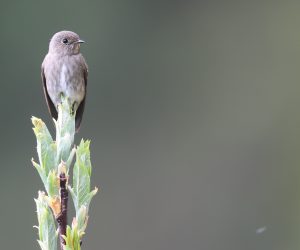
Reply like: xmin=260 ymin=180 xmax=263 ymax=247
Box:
xmin=62 ymin=38 xmax=68 ymax=44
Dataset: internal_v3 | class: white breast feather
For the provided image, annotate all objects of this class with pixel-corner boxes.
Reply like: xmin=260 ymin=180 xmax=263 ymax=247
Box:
xmin=60 ymin=64 xmax=67 ymax=91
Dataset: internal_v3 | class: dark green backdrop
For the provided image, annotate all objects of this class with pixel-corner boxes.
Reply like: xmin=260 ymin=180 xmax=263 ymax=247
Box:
xmin=1 ymin=1 xmax=300 ymax=249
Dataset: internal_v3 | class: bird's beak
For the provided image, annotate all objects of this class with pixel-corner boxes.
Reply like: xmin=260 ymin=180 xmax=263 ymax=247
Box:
xmin=76 ymin=39 xmax=85 ymax=44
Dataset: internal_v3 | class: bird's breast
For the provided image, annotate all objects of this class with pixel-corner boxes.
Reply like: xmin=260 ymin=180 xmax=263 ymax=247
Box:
xmin=45 ymin=55 xmax=85 ymax=106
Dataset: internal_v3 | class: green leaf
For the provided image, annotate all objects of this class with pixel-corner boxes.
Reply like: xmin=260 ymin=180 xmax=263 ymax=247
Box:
xmin=70 ymin=140 xmax=95 ymax=213
xmin=35 ymin=192 xmax=57 ymax=250
xmin=47 ymin=170 xmax=59 ymax=198
xmin=63 ymin=246 xmax=73 ymax=250
xmin=76 ymin=205 xmax=88 ymax=234
xmin=32 ymin=117 xmax=57 ymax=175
xmin=32 ymin=159 xmax=47 ymax=189
xmin=55 ymin=98 xmax=75 ymax=163
xmin=37 ymin=240 xmax=48 ymax=250
xmin=63 ymin=225 xmax=81 ymax=250
xmin=86 ymin=187 xmax=98 ymax=209
xmin=66 ymin=146 xmax=76 ymax=172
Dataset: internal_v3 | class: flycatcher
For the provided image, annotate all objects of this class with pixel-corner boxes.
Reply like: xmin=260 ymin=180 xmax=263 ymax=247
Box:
xmin=41 ymin=31 xmax=88 ymax=131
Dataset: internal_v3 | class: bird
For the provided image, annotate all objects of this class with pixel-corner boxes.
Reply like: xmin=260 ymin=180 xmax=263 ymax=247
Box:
xmin=41 ymin=30 xmax=88 ymax=131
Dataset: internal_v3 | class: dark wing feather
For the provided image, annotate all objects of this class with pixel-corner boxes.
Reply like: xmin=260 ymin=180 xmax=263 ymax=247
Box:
xmin=41 ymin=65 xmax=58 ymax=121
xmin=75 ymin=60 xmax=88 ymax=132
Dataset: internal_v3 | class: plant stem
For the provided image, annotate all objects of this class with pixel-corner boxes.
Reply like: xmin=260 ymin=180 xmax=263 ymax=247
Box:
xmin=57 ymin=173 xmax=68 ymax=250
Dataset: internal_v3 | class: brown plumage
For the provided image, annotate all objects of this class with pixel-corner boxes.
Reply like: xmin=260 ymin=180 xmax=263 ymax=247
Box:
xmin=41 ymin=31 xmax=88 ymax=131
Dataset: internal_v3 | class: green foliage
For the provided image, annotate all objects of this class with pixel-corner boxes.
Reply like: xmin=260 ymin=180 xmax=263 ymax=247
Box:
xmin=32 ymin=117 xmax=57 ymax=175
xmin=35 ymin=191 xmax=57 ymax=250
xmin=47 ymin=170 xmax=59 ymax=198
xmin=32 ymin=117 xmax=58 ymax=196
xmin=55 ymin=98 xmax=75 ymax=165
xmin=62 ymin=225 xmax=81 ymax=250
xmin=68 ymin=139 xmax=98 ymax=246
xmin=62 ymin=206 xmax=92 ymax=250
xmin=32 ymin=97 xmax=97 ymax=249
xmin=69 ymin=140 xmax=98 ymax=213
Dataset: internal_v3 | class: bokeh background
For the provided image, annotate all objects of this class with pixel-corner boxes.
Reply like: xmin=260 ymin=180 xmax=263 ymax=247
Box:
xmin=1 ymin=0 xmax=300 ymax=249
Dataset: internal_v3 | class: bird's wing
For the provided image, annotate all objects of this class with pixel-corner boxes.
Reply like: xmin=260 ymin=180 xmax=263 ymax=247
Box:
xmin=41 ymin=64 xmax=58 ymax=121
xmin=75 ymin=58 xmax=88 ymax=131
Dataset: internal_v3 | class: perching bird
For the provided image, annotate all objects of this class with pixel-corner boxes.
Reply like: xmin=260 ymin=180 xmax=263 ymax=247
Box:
xmin=41 ymin=31 xmax=88 ymax=131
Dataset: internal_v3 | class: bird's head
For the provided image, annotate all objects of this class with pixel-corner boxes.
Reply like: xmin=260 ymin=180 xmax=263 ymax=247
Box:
xmin=49 ymin=31 xmax=85 ymax=55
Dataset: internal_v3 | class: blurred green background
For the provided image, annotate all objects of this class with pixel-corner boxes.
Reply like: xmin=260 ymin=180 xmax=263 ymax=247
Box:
xmin=1 ymin=0 xmax=300 ymax=249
